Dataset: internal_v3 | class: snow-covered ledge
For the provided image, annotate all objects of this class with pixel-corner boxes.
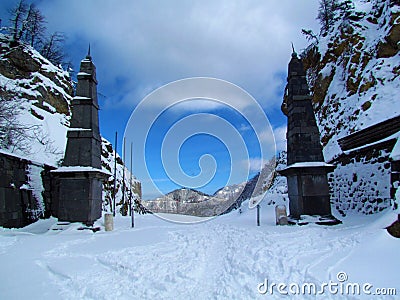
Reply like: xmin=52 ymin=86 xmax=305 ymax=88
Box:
xmin=51 ymin=166 xmax=112 ymax=176
xmin=277 ymin=161 xmax=335 ymax=174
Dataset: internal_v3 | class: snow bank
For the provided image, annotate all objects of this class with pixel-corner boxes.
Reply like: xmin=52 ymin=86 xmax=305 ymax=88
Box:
xmin=0 ymin=201 xmax=398 ymax=299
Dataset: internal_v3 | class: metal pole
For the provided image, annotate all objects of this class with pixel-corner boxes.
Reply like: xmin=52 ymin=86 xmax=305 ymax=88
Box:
xmin=129 ymin=141 xmax=132 ymax=217
xmin=130 ymin=142 xmax=134 ymax=228
xmin=122 ymin=137 xmax=126 ymax=212
xmin=257 ymin=204 xmax=260 ymax=226
xmin=113 ymin=131 xmax=117 ymax=217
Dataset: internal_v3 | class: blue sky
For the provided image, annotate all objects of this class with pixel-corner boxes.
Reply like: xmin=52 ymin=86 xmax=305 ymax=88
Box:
xmin=1 ymin=0 xmax=320 ymax=199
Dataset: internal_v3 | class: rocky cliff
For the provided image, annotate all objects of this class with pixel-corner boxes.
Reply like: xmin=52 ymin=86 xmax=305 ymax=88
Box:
xmin=300 ymin=0 xmax=399 ymax=215
xmin=302 ymin=0 xmax=399 ymax=160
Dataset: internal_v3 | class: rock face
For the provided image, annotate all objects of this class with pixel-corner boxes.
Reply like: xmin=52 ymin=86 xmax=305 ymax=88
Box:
xmin=302 ymin=0 xmax=399 ymax=157
xmin=299 ymin=0 xmax=399 ymax=215
xmin=0 ymin=35 xmax=72 ymax=118
xmin=101 ymin=138 xmax=142 ymax=215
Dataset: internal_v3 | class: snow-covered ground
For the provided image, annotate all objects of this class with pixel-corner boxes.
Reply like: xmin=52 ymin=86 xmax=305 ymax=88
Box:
xmin=0 ymin=201 xmax=398 ymax=300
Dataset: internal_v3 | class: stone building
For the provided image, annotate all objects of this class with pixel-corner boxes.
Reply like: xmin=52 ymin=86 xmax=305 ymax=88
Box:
xmin=0 ymin=150 xmax=53 ymax=228
xmin=330 ymin=115 xmax=400 ymax=215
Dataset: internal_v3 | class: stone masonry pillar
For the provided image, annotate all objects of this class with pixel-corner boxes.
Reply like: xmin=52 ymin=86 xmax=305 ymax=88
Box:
xmin=279 ymin=50 xmax=340 ymax=225
xmin=52 ymin=50 xmax=110 ymax=226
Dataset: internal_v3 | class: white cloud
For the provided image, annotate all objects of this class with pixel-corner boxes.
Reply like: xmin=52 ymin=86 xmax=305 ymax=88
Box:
xmin=273 ymin=125 xmax=287 ymax=152
xmin=243 ymin=157 xmax=268 ymax=173
xmin=239 ymin=123 xmax=251 ymax=133
xmin=37 ymin=0 xmax=320 ymax=111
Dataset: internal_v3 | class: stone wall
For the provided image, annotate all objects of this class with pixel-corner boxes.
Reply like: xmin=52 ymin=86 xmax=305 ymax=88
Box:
xmin=391 ymin=159 xmax=400 ymax=208
xmin=328 ymin=139 xmax=396 ymax=215
xmin=0 ymin=151 xmax=54 ymax=228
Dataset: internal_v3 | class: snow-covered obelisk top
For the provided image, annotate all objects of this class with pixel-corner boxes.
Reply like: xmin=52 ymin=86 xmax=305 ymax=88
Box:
xmin=279 ymin=49 xmax=340 ymax=225
xmin=52 ymin=48 xmax=109 ymax=226
xmin=62 ymin=46 xmax=101 ymax=169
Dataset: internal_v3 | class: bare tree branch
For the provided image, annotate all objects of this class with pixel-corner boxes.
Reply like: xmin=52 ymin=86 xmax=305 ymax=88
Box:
xmin=9 ymin=0 xmax=28 ymax=43
xmin=39 ymin=32 xmax=66 ymax=66
xmin=22 ymin=4 xmax=46 ymax=47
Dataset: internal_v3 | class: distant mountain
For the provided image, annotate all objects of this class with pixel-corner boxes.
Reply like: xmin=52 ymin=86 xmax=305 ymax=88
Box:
xmin=143 ymin=157 xmax=276 ymax=216
xmin=143 ymin=188 xmax=232 ymax=217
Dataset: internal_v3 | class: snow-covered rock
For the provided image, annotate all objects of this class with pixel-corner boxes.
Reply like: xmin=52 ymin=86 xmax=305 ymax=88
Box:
xmin=302 ymin=0 xmax=399 ymax=160
xmin=299 ymin=0 xmax=399 ymax=215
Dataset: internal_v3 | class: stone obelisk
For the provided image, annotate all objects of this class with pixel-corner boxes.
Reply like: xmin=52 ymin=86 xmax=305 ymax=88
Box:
xmin=52 ymin=49 xmax=109 ymax=226
xmin=279 ymin=50 xmax=340 ymax=225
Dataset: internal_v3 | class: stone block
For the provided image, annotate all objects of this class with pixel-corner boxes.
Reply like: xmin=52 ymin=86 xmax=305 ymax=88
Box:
xmin=275 ymin=205 xmax=288 ymax=225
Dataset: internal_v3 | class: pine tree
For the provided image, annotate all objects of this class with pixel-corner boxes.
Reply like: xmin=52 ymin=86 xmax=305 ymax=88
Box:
xmin=317 ymin=0 xmax=339 ymax=33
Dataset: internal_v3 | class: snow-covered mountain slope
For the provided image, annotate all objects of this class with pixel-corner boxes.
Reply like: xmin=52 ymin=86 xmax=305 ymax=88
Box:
xmin=302 ymin=0 xmax=399 ymax=160
xmin=0 ymin=34 xmax=72 ymax=165
xmin=143 ymin=157 xmax=276 ymax=216
xmin=101 ymin=138 xmax=143 ymax=214
xmin=0 ymin=34 xmax=141 ymax=214
xmin=210 ymin=157 xmax=276 ymax=214
xmin=262 ymin=151 xmax=288 ymax=205
xmin=143 ymin=188 xmax=234 ymax=217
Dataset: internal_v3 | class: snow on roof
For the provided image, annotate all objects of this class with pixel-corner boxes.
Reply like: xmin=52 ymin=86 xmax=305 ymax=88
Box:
xmin=343 ymin=131 xmax=400 ymax=155
xmin=0 ymin=149 xmax=55 ymax=168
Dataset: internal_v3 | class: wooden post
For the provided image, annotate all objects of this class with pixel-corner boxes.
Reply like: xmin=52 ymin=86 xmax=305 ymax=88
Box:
xmin=257 ymin=204 xmax=260 ymax=226
xmin=113 ymin=131 xmax=117 ymax=217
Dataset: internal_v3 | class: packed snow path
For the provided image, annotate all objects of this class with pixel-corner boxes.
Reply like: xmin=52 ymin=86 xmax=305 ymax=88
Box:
xmin=0 ymin=204 xmax=398 ymax=300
